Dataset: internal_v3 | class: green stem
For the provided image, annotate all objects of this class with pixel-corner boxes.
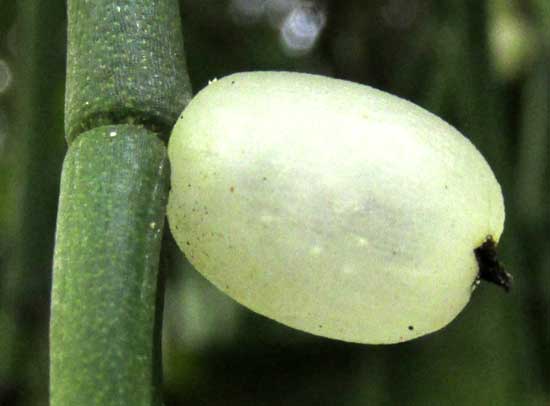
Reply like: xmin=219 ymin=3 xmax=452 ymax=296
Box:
xmin=50 ymin=126 xmax=168 ymax=405
xmin=64 ymin=0 xmax=191 ymax=142
xmin=51 ymin=0 xmax=191 ymax=405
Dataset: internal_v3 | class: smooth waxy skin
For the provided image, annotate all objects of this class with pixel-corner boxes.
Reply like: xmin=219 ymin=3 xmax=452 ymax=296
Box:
xmin=168 ymin=72 xmax=505 ymax=344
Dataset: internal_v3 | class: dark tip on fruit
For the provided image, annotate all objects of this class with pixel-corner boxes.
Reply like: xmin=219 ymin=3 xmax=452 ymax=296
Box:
xmin=474 ymin=236 xmax=512 ymax=292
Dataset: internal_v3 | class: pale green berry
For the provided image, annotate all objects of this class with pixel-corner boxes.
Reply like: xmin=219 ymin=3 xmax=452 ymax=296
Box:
xmin=167 ymin=71 xmax=506 ymax=344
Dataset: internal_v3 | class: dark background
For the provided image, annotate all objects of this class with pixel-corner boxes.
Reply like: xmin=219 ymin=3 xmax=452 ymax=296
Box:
xmin=1 ymin=0 xmax=548 ymax=405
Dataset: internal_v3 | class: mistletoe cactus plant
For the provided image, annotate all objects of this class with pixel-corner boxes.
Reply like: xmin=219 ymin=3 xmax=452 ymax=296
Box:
xmin=50 ymin=1 xmax=511 ymax=405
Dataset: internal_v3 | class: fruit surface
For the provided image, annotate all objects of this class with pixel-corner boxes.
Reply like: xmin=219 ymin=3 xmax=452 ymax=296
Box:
xmin=168 ymin=71 xmax=505 ymax=344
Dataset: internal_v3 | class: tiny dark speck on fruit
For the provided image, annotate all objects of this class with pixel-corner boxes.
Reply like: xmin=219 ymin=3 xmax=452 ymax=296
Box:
xmin=231 ymin=81 xmax=235 ymax=85
xmin=408 ymin=325 xmax=414 ymax=331
xmin=230 ymin=186 xmax=235 ymax=193
xmin=186 ymin=241 xmax=190 ymax=246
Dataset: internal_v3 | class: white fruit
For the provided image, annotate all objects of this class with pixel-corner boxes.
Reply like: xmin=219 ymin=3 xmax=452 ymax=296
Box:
xmin=167 ymin=71 xmax=505 ymax=344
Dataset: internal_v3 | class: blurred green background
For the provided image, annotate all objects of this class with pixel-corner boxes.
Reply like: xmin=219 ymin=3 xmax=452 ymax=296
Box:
xmin=0 ymin=0 xmax=548 ymax=405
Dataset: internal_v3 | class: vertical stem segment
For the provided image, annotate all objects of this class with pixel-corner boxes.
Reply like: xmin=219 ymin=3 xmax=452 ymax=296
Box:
xmin=65 ymin=0 xmax=191 ymax=142
xmin=50 ymin=126 xmax=169 ymax=405
xmin=52 ymin=0 xmax=192 ymax=404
